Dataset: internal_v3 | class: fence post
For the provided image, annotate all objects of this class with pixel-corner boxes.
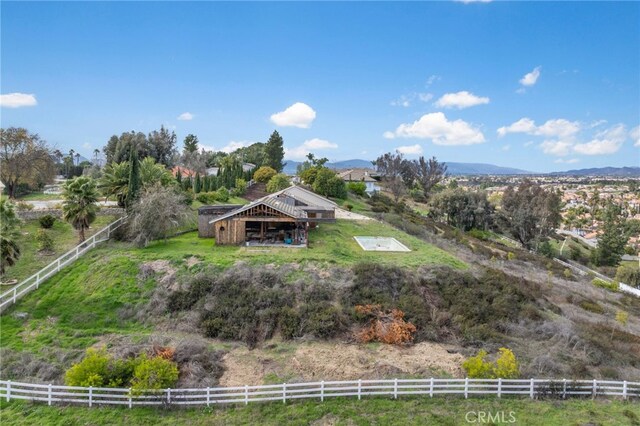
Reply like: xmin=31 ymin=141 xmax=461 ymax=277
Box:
xmin=498 ymin=378 xmax=502 ymax=398
xmin=57 ymin=258 xmax=61 ymax=272
xmin=563 ymin=379 xmax=567 ymax=399
xmin=167 ymin=388 xmax=171 ymax=404
xmin=89 ymin=386 xmax=92 ymax=407
xmin=245 ymin=384 xmax=249 ymax=405
xmin=623 ymin=381 xmax=628 ymax=400
xmin=6 ymin=381 xmax=10 ymax=402
xmin=358 ymin=379 xmax=362 ymax=400
xmin=592 ymin=379 xmax=597 ymax=399
xmin=321 ymin=381 xmax=324 ymax=402
xmin=75 ymin=245 xmax=80 ymax=258
xmin=282 ymin=383 xmax=286 ymax=404
xmin=36 ymin=272 xmax=40 ymax=289
xmin=207 ymin=387 xmax=210 ymax=406
xmin=464 ymin=378 xmax=468 ymax=399
xmin=48 ymin=384 xmax=52 ymax=406
xmin=393 ymin=379 xmax=398 ymax=399
xmin=13 ymin=287 xmax=17 ymax=304
xmin=128 ymin=388 xmax=132 ymax=409
xmin=430 ymin=378 xmax=434 ymax=398
xmin=529 ymin=378 xmax=534 ymax=399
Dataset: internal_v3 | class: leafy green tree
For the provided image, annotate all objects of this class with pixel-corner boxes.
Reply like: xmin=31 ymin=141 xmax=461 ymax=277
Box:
xmin=125 ymin=147 xmax=141 ymax=209
xmin=500 ymin=180 xmax=562 ymax=249
xmin=374 ymin=152 xmax=412 ymax=202
xmin=147 ymin=125 xmax=178 ymax=167
xmin=409 ymin=156 xmax=447 ymax=199
xmin=130 ymin=354 xmax=179 ymax=391
xmin=592 ymin=202 xmax=627 ymax=267
xmin=0 ymin=199 xmax=22 ymax=275
xmin=266 ymin=173 xmax=291 ymax=193
xmin=235 ymin=142 xmax=266 ymax=166
xmin=253 ymin=166 xmax=277 ymax=183
xmin=428 ymin=188 xmax=494 ymax=231
xmin=62 ymin=176 xmax=99 ymax=243
xmin=183 ymin=134 xmax=199 ymax=154
xmin=264 ymin=130 xmax=285 ymax=172
xmin=0 ymin=127 xmax=56 ymax=198
xmin=312 ymin=168 xmax=347 ymax=198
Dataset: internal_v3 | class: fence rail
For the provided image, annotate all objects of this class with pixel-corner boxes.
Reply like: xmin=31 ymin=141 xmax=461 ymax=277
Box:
xmin=0 ymin=378 xmax=637 ymax=408
xmin=0 ymin=216 xmax=126 ymax=313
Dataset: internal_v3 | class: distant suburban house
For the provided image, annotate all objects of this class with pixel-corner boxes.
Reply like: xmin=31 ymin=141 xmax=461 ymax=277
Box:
xmin=198 ymin=185 xmax=336 ymax=246
xmin=337 ymin=169 xmax=380 ymax=194
xmin=171 ymin=166 xmax=197 ymax=178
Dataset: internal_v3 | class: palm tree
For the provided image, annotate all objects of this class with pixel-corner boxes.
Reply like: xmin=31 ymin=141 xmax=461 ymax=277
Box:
xmin=62 ymin=176 xmax=99 ymax=243
xmin=93 ymin=149 xmax=100 ymax=165
xmin=0 ymin=199 xmax=22 ymax=276
xmin=75 ymin=153 xmax=80 ymax=166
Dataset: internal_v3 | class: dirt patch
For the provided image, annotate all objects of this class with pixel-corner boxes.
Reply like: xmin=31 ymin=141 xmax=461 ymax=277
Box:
xmin=219 ymin=341 xmax=464 ymax=386
xmin=139 ymin=260 xmax=177 ymax=289
xmin=184 ymin=256 xmax=202 ymax=268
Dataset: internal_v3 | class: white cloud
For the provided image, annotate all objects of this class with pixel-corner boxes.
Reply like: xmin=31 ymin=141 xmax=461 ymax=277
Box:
xmin=501 ymin=144 xmax=511 ymax=151
xmin=0 ymin=93 xmax=37 ymax=108
xmin=540 ymin=140 xmax=574 ymax=156
xmin=434 ymin=91 xmax=490 ymax=109
xmin=396 ymin=144 xmax=423 ymax=155
xmin=573 ymin=124 xmax=626 ymax=155
xmin=285 ymin=138 xmax=338 ymax=160
xmin=497 ymin=118 xmax=537 ymax=137
xmin=177 ymin=112 xmax=193 ymax=121
xmin=523 ymin=141 xmax=535 ymax=147
xmin=384 ymin=112 xmax=485 ymax=146
xmin=82 ymin=142 xmax=92 ymax=150
xmin=497 ymin=118 xmax=579 ymax=139
xmin=221 ymin=141 xmax=250 ymax=153
xmin=554 ymin=158 xmax=580 ymax=164
xmin=630 ymin=125 xmax=640 ymax=147
xmin=270 ymin=102 xmax=316 ymax=128
xmin=456 ymin=0 xmax=492 ymax=4
xmin=519 ymin=66 xmax=541 ymax=87
xmin=426 ymin=75 xmax=441 ymax=86
xmin=391 ymin=92 xmax=433 ymax=107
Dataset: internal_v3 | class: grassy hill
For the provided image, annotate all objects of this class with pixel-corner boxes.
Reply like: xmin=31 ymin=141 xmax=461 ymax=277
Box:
xmin=1 ymin=398 xmax=638 ymax=426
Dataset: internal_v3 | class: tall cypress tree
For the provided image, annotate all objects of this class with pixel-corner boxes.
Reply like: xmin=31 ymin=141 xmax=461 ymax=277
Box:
xmin=264 ymin=130 xmax=285 ymax=172
xmin=203 ymin=175 xmax=210 ymax=192
xmin=176 ymin=169 xmax=182 ymax=184
xmin=194 ymin=172 xmax=202 ymax=193
xmin=125 ymin=146 xmax=141 ymax=209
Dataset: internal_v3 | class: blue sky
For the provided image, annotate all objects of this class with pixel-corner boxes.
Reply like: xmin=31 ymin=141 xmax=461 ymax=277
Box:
xmin=1 ymin=1 xmax=639 ymax=172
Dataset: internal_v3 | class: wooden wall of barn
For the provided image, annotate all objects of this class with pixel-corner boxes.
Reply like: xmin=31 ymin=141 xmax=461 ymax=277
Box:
xmin=198 ymin=214 xmax=216 ymax=238
xmin=214 ymin=220 xmax=246 ymax=245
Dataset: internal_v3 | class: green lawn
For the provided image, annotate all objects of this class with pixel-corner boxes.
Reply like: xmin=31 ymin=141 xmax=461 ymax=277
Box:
xmin=14 ymin=193 xmax=63 ymax=201
xmin=1 ymin=398 xmax=638 ymax=425
xmin=2 ymin=216 xmax=119 ymax=283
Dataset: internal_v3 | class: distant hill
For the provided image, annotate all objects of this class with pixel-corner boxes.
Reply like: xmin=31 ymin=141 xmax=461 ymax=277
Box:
xmin=283 ymin=159 xmax=638 ymax=177
xmin=550 ymin=166 xmax=640 ymax=177
xmin=444 ymin=162 xmax=532 ymax=175
xmin=283 ymin=159 xmax=373 ymax=174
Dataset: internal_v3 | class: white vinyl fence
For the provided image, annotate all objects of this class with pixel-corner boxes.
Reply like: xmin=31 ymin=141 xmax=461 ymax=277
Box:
xmin=0 ymin=216 xmax=126 ymax=313
xmin=554 ymin=258 xmax=640 ymax=298
xmin=0 ymin=378 xmax=637 ymax=408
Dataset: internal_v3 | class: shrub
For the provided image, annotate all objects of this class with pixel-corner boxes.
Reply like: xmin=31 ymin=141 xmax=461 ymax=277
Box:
xmin=196 ymin=193 xmax=211 ymax=204
xmin=65 ymin=348 xmax=113 ymax=387
xmin=463 ymin=348 xmax=519 ymax=379
xmin=299 ymin=302 xmax=347 ymax=338
xmin=592 ymin=278 xmax=619 ymax=292
xmin=507 ymin=252 xmax=516 ymax=261
xmin=215 ymin=187 xmax=230 ymax=202
xmin=579 ymin=300 xmax=605 ymax=314
xmin=253 ymin=166 xmax=277 ymax=183
xmin=15 ymin=201 xmax=33 ymax=211
xmin=347 ymin=182 xmax=367 ymax=197
xmin=233 ymin=178 xmax=248 ymax=196
xmin=38 ymin=214 xmax=56 ymax=229
xmin=563 ymin=268 xmax=572 ymax=279
xmin=266 ymin=173 xmax=290 ymax=193
xmin=130 ymin=355 xmax=179 ymax=391
xmin=279 ymin=307 xmax=301 ymax=340
xmin=35 ymin=229 xmax=54 ymax=252
xmin=615 ymin=265 xmax=640 ymax=288
xmin=344 ymin=203 xmax=353 ymax=212
xmin=355 ymin=304 xmax=417 ymax=345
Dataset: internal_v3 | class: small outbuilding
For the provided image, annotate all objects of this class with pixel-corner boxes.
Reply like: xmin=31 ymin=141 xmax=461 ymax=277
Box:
xmin=199 ymin=185 xmax=337 ymax=246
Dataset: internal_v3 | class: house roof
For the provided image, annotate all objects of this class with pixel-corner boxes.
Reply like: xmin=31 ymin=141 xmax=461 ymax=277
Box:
xmin=338 ymin=169 xmax=377 ymax=182
xmin=171 ymin=166 xmax=197 ymax=178
xmin=208 ymin=184 xmax=335 ymax=224
xmin=275 ymin=185 xmax=338 ymax=208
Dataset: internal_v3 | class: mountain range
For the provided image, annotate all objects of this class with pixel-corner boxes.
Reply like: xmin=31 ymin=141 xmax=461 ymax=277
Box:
xmin=283 ymin=160 xmax=639 ymax=177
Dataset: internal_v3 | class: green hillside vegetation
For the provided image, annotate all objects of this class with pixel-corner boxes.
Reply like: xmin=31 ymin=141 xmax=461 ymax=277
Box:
xmin=1 ymin=398 xmax=638 ymax=426
xmin=1 ymin=215 xmax=118 ymax=283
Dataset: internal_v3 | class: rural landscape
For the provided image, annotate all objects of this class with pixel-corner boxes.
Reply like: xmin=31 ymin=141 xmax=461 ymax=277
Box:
xmin=1 ymin=1 xmax=639 ymax=425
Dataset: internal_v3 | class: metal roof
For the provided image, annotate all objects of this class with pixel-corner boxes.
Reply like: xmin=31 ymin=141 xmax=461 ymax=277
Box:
xmin=208 ymin=185 xmax=335 ymax=224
